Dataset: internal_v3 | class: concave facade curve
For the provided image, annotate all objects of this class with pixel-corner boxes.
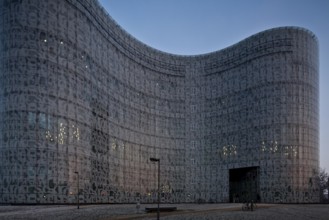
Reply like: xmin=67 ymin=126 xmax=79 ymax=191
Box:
xmin=0 ymin=0 xmax=319 ymax=204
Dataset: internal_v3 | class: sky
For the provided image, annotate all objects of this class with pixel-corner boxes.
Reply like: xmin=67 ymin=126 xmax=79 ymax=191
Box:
xmin=99 ymin=0 xmax=329 ymax=171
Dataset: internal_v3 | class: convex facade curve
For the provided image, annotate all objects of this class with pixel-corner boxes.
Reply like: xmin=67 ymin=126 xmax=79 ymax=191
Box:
xmin=0 ymin=0 xmax=319 ymax=204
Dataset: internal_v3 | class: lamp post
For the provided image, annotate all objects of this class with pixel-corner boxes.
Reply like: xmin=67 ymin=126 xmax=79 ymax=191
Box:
xmin=150 ymin=157 xmax=160 ymax=220
xmin=74 ymin=171 xmax=79 ymax=209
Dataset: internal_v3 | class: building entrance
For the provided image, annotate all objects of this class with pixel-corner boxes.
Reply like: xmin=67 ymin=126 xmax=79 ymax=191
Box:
xmin=229 ymin=166 xmax=260 ymax=203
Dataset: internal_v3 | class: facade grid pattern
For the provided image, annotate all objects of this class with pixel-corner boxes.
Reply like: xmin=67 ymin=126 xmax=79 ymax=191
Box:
xmin=0 ymin=0 xmax=319 ymax=204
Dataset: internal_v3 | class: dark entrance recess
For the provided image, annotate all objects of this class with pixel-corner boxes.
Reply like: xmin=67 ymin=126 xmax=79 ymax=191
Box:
xmin=229 ymin=166 xmax=260 ymax=203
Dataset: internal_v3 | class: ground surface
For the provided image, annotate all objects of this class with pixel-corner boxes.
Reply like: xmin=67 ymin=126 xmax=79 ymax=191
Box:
xmin=0 ymin=203 xmax=328 ymax=220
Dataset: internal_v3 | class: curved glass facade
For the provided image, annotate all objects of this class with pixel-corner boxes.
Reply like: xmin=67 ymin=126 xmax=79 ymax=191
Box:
xmin=0 ymin=0 xmax=319 ymax=203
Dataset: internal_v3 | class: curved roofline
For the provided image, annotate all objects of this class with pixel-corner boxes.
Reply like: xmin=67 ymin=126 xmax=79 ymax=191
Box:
xmin=95 ymin=1 xmax=317 ymax=59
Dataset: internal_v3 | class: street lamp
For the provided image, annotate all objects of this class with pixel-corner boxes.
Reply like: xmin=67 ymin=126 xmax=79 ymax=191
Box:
xmin=74 ymin=171 xmax=79 ymax=209
xmin=150 ymin=157 xmax=160 ymax=220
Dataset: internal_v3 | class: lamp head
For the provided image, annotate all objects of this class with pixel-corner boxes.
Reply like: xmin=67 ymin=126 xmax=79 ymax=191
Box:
xmin=150 ymin=158 xmax=160 ymax=162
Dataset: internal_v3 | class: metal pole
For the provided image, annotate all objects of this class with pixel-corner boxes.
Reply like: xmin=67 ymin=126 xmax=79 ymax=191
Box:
xmin=75 ymin=172 xmax=79 ymax=209
xmin=157 ymin=159 xmax=160 ymax=220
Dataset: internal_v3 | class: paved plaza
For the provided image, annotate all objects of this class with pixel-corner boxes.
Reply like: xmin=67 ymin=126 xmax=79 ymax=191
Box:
xmin=0 ymin=203 xmax=328 ymax=220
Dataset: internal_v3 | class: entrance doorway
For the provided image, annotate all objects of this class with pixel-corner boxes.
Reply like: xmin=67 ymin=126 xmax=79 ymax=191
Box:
xmin=229 ymin=166 xmax=260 ymax=203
